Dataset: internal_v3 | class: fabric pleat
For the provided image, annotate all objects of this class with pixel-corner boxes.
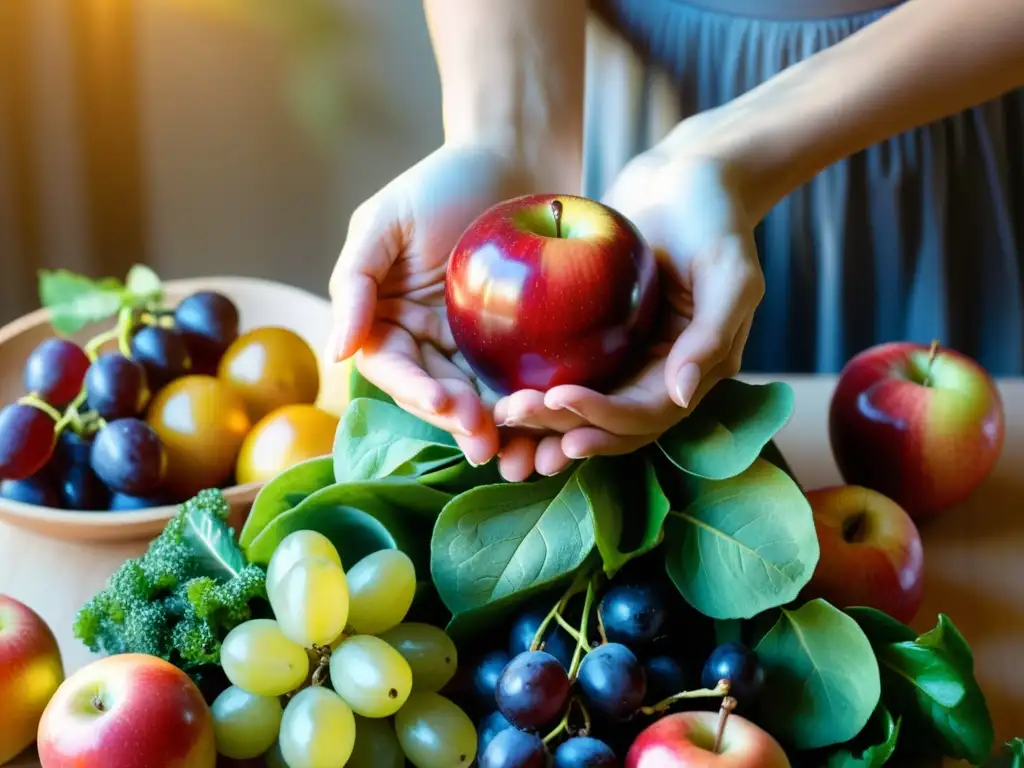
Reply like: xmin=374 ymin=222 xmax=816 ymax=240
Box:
xmin=584 ymin=0 xmax=1024 ymax=375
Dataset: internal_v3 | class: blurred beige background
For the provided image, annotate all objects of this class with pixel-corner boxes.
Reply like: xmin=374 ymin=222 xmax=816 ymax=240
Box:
xmin=0 ymin=0 xmax=444 ymax=323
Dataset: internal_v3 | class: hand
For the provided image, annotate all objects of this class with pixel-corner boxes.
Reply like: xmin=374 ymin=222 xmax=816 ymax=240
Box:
xmin=492 ymin=147 xmax=765 ymax=480
xmin=327 ymin=142 xmax=536 ymax=466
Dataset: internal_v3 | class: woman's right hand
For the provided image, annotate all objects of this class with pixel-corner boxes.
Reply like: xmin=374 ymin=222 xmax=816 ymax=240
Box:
xmin=327 ymin=142 xmax=535 ymax=466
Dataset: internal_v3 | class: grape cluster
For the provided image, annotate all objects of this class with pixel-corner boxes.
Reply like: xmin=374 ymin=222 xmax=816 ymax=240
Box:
xmin=212 ymin=530 xmax=478 ymax=768
xmin=0 ymin=291 xmax=240 ymax=511
xmin=456 ymin=574 xmax=766 ymax=767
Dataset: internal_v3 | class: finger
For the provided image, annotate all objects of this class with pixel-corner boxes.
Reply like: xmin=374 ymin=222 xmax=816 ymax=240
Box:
xmin=534 ymin=435 xmax=573 ymax=476
xmin=562 ymin=429 xmax=659 ymax=460
xmin=494 ymin=390 xmax=587 ymax=433
xmin=542 ymin=359 xmax=676 ymax=436
xmin=376 ymin=300 xmax=456 ymax=352
xmin=497 ymin=432 xmax=537 ymax=482
xmin=355 ymin=323 xmax=449 ymax=416
xmin=722 ymin=314 xmax=754 ymax=379
xmin=328 ymin=198 xmax=399 ymax=361
xmin=666 ymin=236 xmax=763 ymax=407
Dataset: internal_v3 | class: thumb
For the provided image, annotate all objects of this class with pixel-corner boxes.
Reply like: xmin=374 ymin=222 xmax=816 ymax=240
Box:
xmin=327 ymin=196 xmax=400 ymax=362
xmin=664 ymin=238 xmax=762 ymax=408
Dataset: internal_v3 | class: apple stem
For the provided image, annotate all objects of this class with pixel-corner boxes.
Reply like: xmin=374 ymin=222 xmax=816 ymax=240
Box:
xmin=551 ymin=199 xmax=563 ymax=238
xmin=638 ymin=679 xmax=732 ymax=716
xmin=712 ymin=696 xmax=737 ymax=754
xmin=923 ymin=338 xmax=941 ymax=386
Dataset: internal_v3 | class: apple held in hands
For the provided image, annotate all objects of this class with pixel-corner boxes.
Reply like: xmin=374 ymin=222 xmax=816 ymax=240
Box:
xmin=803 ymin=485 xmax=925 ymax=624
xmin=829 ymin=341 xmax=1005 ymax=520
xmin=37 ymin=653 xmax=217 ymax=768
xmin=0 ymin=595 xmax=64 ymax=764
xmin=626 ymin=711 xmax=791 ymax=768
xmin=445 ymin=193 xmax=660 ymax=395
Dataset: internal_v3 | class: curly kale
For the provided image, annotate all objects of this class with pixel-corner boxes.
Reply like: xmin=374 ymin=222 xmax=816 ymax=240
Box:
xmin=73 ymin=489 xmax=268 ymax=677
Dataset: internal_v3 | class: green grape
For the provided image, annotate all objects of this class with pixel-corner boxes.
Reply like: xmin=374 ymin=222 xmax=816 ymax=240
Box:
xmin=210 ymin=685 xmax=283 ymax=759
xmin=378 ymin=622 xmax=459 ymax=692
xmin=220 ymin=619 xmax=310 ymax=697
xmin=271 ymin=555 xmax=350 ymax=648
xmin=264 ymin=740 xmax=288 ymax=768
xmin=266 ymin=529 xmax=343 ymax=601
xmin=347 ymin=715 xmax=405 ymax=768
xmin=394 ymin=692 xmax=477 ymax=768
xmin=329 ymin=634 xmax=413 ymax=718
xmin=345 ymin=549 xmax=416 ymax=635
xmin=279 ymin=686 xmax=356 ymax=768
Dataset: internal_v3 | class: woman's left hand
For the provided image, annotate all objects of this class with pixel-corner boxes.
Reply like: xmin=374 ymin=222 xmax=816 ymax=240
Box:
xmin=491 ymin=145 xmax=765 ymax=481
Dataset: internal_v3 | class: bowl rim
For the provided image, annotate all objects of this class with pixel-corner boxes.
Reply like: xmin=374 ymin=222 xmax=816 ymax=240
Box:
xmin=0 ymin=274 xmax=331 ymax=528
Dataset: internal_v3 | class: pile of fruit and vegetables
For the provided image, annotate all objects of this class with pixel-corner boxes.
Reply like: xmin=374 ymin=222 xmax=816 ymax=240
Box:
xmin=0 ymin=266 xmax=339 ymax=511
xmin=1 ymin=195 xmax=1017 ymax=767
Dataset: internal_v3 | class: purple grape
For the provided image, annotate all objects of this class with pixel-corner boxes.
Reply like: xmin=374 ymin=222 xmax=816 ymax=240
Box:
xmin=90 ymin=419 xmax=166 ymax=495
xmin=576 ymin=643 xmax=646 ymax=721
xmin=552 ymin=737 xmax=619 ymax=767
xmin=701 ymin=643 xmax=764 ymax=700
xmin=0 ymin=403 xmax=57 ymax=480
xmin=55 ymin=430 xmax=110 ymax=511
xmin=173 ymin=291 xmax=239 ymax=366
xmin=1 ymin=475 xmax=61 ymax=507
xmin=478 ymin=710 xmax=514 ymax=757
xmin=85 ymin=354 xmax=149 ymax=420
xmin=109 ymin=492 xmax=167 ymax=511
xmin=24 ymin=338 xmax=90 ymax=407
xmin=473 ymin=651 xmax=511 ymax=710
xmin=480 ymin=728 xmax=551 ymax=768
xmin=495 ymin=651 xmax=570 ymax=731
xmin=509 ymin=608 xmax=575 ymax=670
xmin=130 ymin=326 xmax=191 ymax=390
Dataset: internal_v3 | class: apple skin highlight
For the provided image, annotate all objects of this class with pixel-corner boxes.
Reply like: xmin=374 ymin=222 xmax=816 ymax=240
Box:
xmin=445 ymin=193 xmax=660 ymax=395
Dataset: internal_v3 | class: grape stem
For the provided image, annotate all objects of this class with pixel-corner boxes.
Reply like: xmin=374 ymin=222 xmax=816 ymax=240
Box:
xmin=567 ymin=577 xmax=596 ymax=681
xmin=595 ymin=602 xmax=609 ymax=645
xmin=543 ymin=696 xmax=588 ymax=745
xmin=553 ymin=613 xmax=586 ymax=647
xmin=639 ymin=678 xmax=732 ymax=716
xmin=530 ymin=570 xmax=590 ymax=653
xmin=17 ymin=394 xmax=63 ymax=424
xmin=309 ymin=644 xmax=332 ymax=687
xmin=712 ymin=696 xmax=738 ymax=754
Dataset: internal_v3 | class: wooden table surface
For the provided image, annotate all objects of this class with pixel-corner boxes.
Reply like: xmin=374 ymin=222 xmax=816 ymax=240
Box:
xmin=2 ymin=374 xmax=1022 ymax=767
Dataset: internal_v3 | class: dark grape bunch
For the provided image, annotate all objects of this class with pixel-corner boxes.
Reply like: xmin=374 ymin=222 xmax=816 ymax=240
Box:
xmin=0 ymin=287 xmax=241 ymax=512
xmin=450 ymin=574 xmax=766 ymax=767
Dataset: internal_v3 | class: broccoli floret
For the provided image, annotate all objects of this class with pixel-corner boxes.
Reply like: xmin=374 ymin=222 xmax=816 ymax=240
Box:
xmin=72 ymin=488 xmax=266 ymax=678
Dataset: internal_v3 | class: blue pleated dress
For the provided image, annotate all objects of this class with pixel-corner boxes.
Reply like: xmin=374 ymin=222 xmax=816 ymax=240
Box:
xmin=583 ymin=0 xmax=1024 ymax=375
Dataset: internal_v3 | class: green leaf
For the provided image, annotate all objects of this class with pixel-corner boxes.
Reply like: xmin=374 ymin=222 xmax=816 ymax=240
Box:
xmin=419 ymin=458 xmax=505 ymax=495
xmin=874 ymin=615 xmax=994 ymax=765
xmin=663 ymin=458 xmax=819 ymax=619
xmin=246 ymin=479 xmax=450 ymax=581
xmin=759 ymin=438 xmax=802 ymax=491
xmin=430 ymin=470 xmax=596 ymax=617
xmin=828 ymin=705 xmax=901 ymax=767
xmin=846 ymin=606 xmax=918 ymax=645
xmin=576 ymin=454 xmax=670 ymax=577
xmin=180 ymin=503 xmax=247 ymax=580
xmin=124 ymin=264 xmax=162 ymax=305
xmin=39 ymin=269 xmax=125 ymax=335
xmin=334 ymin=398 xmax=463 ymax=483
xmin=239 ymin=455 xmax=336 ymax=548
xmin=754 ymin=599 xmax=881 ymax=750
xmin=657 ymin=379 xmax=795 ymax=480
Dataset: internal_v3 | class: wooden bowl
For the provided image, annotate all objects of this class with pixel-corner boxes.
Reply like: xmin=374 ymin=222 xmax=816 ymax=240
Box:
xmin=0 ymin=276 xmax=344 ymax=543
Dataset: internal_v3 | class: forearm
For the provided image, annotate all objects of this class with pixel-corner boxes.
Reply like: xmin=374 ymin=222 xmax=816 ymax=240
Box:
xmin=424 ymin=0 xmax=586 ymax=190
xmin=682 ymin=0 xmax=1024 ymax=221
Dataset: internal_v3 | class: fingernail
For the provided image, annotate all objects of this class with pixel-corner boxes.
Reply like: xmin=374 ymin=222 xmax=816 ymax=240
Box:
xmin=501 ymin=418 xmax=520 ymax=428
xmin=675 ymin=363 xmax=701 ymax=408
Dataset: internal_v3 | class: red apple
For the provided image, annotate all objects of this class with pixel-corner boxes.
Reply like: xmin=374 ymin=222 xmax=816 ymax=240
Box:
xmin=626 ymin=711 xmax=791 ymax=768
xmin=37 ymin=653 xmax=217 ymax=768
xmin=803 ymin=485 xmax=925 ymax=624
xmin=445 ymin=193 xmax=660 ymax=395
xmin=829 ymin=341 xmax=1005 ymax=520
xmin=0 ymin=595 xmax=64 ymax=764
